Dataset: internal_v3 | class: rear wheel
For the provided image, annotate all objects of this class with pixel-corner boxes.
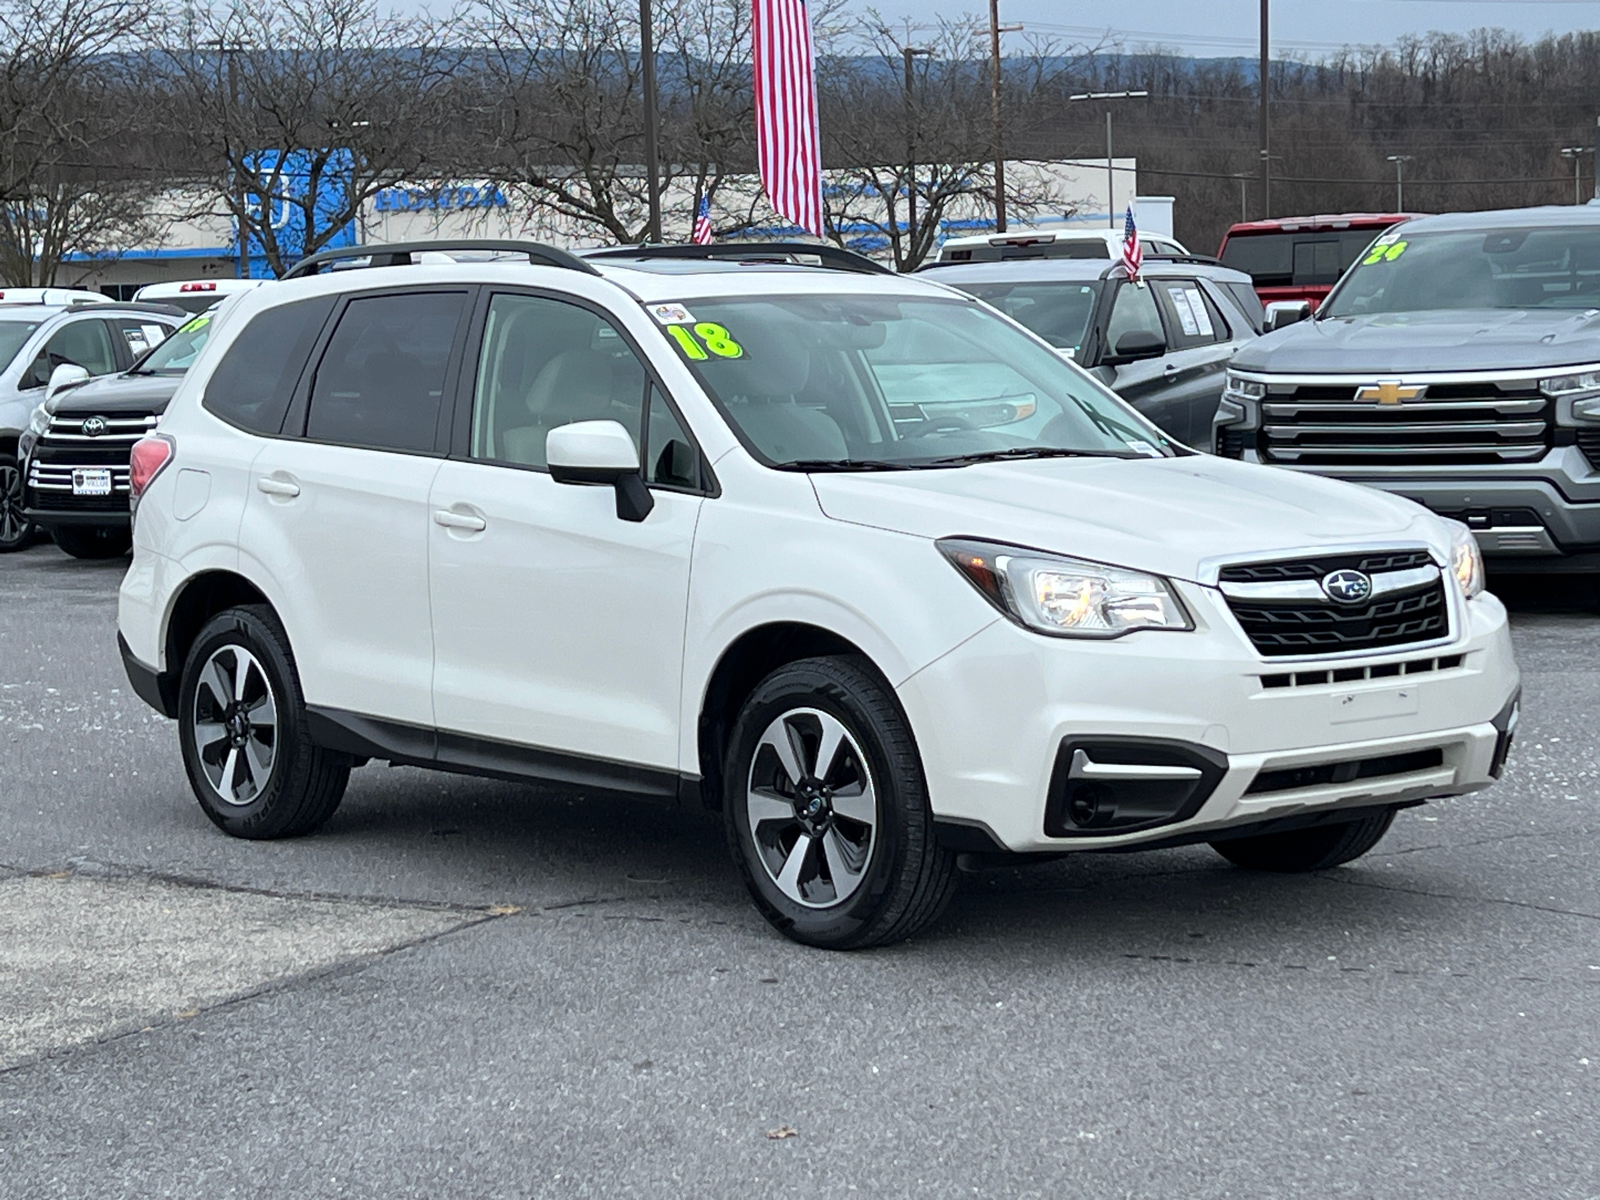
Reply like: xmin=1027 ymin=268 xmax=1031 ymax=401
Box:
xmin=51 ymin=524 xmax=132 ymax=559
xmin=0 ymin=453 xmax=34 ymax=552
xmin=724 ymin=656 xmax=958 ymax=949
xmin=1210 ymin=808 xmax=1398 ymax=872
xmin=178 ymin=605 xmax=349 ymax=839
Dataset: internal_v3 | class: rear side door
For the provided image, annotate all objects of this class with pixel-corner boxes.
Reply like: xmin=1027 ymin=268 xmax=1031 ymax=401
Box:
xmin=239 ymin=287 xmax=472 ymax=728
xmin=1146 ymin=277 xmax=1240 ymax=444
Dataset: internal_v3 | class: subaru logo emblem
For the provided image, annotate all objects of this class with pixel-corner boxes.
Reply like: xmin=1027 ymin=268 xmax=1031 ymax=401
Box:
xmin=1322 ymin=569 xmax=1373 ymax=605
xmin=81 ymin=416 xmax=106 ymax=437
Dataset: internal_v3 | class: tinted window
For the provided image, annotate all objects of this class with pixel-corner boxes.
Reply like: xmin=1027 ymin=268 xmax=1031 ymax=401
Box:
xmin=25 ymin=320 xmax=117 ymax=387
xmin=0 ymin=320 xmax=40 ymax=372
xmin=1153 ymin=280 xmax=1230 ymax=349
xmin=950 ymin=281 xmax=1102 ymax=356
xmin=1104 ymin=282 xmax=1165 ymax=355
xmin=470 ymin=293 xmax=646 ymax=469
xmin=137 ymin=312 xmax=214 ymax=374
xmin=1221 ymin=229 xmax=1388 ymax=286
xmin=307 ymin=291 xmax=467 ymax=453
xmin=204 ymin=296 xmax=335 ymax=435
xmin=645 ymin=384 xmax=699 ymax=488
xmin=1221 ymin=281 xmax=1266 ymax=332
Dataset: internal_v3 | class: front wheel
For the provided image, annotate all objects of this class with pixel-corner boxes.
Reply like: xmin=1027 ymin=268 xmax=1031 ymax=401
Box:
xmin=724 ymin=656 xmax=958 ymax=949
xmin=51 ymin=524 xmax=132 ymax=559
xmin=178 ymin=605 xmax=349 ymax=839
xmin=1210 ymin=808 xmax=1398 ymax=872
xmin=0 ymin=453 xmax=35 ymax=552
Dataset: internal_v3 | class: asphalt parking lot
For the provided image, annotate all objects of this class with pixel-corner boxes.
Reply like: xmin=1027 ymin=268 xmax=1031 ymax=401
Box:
xmin=1 ymin=541 xmax=1597 ymax=1199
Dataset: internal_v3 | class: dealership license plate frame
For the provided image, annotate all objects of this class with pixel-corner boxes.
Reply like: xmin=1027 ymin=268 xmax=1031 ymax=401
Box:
xmin=71 ymin=468 xmax=113 ymax=497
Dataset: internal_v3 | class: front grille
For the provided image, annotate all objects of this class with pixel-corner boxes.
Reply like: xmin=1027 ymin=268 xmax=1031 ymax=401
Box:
xmin=43 ymin=412 xmax=158 ymax=443
xmin=1216 ymin=427 xmax=1248 ymax=459
xmin=1220 ymin=549 xmax=1449 ymax=658
xmin=1260 ymin=652 xmax=1464 ymax=689
xmin=1259 ymin=380 xmax=1550 ymax=466
xmin=26 ymin=460 xmax=131 ymax=511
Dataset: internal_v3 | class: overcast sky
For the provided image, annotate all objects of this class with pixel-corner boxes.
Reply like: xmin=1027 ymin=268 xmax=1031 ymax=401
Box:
xmin=842 ymin=0 xmax=1600 ymax=58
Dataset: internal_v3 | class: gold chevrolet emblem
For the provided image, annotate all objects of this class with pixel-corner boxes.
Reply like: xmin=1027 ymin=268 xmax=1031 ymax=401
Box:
xmin=1355 ymin=381 xmax=1425 ymax=405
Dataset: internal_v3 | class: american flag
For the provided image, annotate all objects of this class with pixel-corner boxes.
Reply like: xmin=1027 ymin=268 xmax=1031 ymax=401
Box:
xmin=1120 ymin=205 xmax=1143 ymax=283
xmin=753 ymin=0 xmax=823 ymax=236
xmin=692 ymin=196 xmax=714 ymax=245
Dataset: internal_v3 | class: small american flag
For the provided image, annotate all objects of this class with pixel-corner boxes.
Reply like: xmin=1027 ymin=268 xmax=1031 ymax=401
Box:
xmin=692 ymin=196 xmax=714 ymax=245
xmin=1120 ymin=205 xmax=1143 ymax=283
xmin=753 ymin=0 xmax=824 ymax=236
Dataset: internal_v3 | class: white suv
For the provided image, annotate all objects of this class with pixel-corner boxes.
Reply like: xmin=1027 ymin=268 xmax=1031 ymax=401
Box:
xmin=118 ymin=239 xmax=1520 ymax=949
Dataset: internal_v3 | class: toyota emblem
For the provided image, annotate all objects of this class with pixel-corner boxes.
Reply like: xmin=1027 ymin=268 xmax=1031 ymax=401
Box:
xmin=1322 ymin=569 xmax=1373 ymax=605
xmin=81 ymin=416 xmax=107 ymax=437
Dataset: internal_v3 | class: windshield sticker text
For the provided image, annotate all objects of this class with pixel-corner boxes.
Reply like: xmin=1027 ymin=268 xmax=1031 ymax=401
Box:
xmin=1361 ymin=241 xmax=1408 ymax=265
xmin=667 ymin=322 xmax=744 ymax=360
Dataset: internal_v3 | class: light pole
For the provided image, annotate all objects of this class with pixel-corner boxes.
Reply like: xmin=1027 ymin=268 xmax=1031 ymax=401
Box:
xmin=1069 ymin=90 xmax=1149 ymax=228
xmin=1233 ymin=172 xmax=1251 ymax=223
xmin=1561 ymin=147 xmax=1591 ymax=205
xmin=1386 ymin=154 xmax=1413 ymax=212
xmin=901 ymin=45 xmax=933 ymax=265
xmin=205 ymin=37 xmax=248 ymax=277
xmin=1259 ymin=0 xmax=1269 ymax=219
xmin=987 ymin=0 xmax=1022 ymax=232
xmin=640 ymin=0 xmax=661 ymax=243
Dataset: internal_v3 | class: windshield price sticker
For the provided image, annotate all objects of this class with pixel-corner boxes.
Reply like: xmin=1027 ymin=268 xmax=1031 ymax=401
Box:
xmin=666 ymin=322 xmax=744 ymax=361
xmin=1125 ymin=439 xmax=1162 ymax=458
xmin=178 ymin=314 xmax=210 ymax=334
xmin=650 ymin=303 xmax=695 ymax=325
xmin=1361 ymin=241 xmax=1408 ymax=266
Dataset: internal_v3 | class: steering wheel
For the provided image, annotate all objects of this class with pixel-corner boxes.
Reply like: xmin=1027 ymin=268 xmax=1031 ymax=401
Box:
xmin=909 ymin=415 xmax=978 ymax=436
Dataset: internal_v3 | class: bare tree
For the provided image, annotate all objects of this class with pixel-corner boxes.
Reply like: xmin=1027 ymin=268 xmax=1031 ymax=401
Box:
xmin=154 ymin=0 xmax=463 ymax=277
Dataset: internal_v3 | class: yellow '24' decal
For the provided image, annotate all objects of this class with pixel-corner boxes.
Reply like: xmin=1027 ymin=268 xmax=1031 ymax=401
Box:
xmin=1361 ymin=241 xmax=1407 ymax=265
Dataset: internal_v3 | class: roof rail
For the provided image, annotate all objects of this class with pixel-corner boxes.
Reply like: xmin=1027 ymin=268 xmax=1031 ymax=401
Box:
xmin=1140 ymin=252 xmax=1223 ymax=267
xmin=584 ymin=241 xmax=894 ymax=276
xmin=282 ymin=239 xmax=602 ymax=280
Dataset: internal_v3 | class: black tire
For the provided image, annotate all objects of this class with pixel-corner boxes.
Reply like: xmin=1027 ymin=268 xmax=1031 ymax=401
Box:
xmin=724 ymin=655 xmax=958 ymax=950
xmin=178 ymin=604 xmax=349 ymax=839
xmin=1210 ymin=808 xmax=1398 ymax=872
xmin=51 ymin=524 xmax=132 ymax=559
xmin=0 ymin=453 xmax=35 ymax=552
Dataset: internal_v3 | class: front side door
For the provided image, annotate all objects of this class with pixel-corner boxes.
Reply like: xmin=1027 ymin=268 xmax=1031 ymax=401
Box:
xmin=1147 ymin=277 xmax=1240 ymax=444
xmin=428 ymin=290 xmax=705 ymax=778
xmin=1100 ymin=279 xmax=1191 ymax=441
xmin=239 ymin=288 xmax=471 ymax=728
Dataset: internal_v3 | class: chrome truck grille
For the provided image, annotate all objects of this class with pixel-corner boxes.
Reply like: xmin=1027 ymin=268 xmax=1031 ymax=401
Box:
xmin=1258 ymin=382 xmax=1550 ymax=466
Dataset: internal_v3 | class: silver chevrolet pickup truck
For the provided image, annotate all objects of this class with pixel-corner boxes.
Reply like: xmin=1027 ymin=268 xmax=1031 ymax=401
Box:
xmin=1214 ymin=205 xmax=1600 ymax=574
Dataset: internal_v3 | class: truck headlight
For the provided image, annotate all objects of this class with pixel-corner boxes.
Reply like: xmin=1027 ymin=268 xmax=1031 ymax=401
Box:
xmin=939 ymin=538 xmax=1193 ymax=638
xmin=1542 ymin=367 xmax=1600 ymax=399
xmin=1223 ymin=372 xmax=1267 ymax=402
xmin=1451 ymin=526 xmax=1485 ymax=599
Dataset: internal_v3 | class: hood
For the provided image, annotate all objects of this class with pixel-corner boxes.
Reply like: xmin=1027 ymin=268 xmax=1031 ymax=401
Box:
xmin=1232 ymin=307 xmax=1600 ymax=374
xmin=810 ymin=454 xmax=1445 ymax=583
xmin=51 ymin=372 xmax=182 ymax=415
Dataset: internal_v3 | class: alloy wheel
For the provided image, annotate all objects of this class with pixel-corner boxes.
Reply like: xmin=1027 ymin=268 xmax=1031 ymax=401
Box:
xmin=0 ymin=461 xmax=27 ymax=548
xmin=745 ymin=707 xmax=878 ymax=908
xmin=191 ymin=644 xmax=278 ymax=806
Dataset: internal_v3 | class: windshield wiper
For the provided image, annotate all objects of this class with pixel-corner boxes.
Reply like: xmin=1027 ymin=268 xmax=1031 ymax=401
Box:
xmin=922 ymin=447 xmax=1131 ymax=467
xmin=783 ymin=458 xmax=931 ymax=472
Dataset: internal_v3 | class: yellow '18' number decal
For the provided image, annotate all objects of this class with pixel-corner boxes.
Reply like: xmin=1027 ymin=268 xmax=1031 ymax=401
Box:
xmin=667 ymin=322 xmax=744 ymax=360
xmin=1361 ymin=241 xmax=1407 ymax=266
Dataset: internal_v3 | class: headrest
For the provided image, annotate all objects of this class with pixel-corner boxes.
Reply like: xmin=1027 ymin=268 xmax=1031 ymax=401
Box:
xmin=527 ymin=349 xmax=614 ymax=418
xmin=698 ymin=315 xmax=811 ymax=398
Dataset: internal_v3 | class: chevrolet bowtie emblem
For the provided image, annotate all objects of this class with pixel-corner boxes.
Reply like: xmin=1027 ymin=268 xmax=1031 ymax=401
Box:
xmin=1356 ymin=381 xmax=1425 ymax=405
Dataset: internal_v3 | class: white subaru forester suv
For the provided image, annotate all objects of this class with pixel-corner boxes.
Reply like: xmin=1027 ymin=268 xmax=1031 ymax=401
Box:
xmin=118 ymin=240 xmax=1520 ymax=949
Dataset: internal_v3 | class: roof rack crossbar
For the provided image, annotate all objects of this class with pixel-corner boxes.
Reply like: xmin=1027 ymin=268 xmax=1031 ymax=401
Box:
xmin=282 ymin=239 xmax=602 ymax=279
xmin=585 ymin=241 xmax=894 ymax=276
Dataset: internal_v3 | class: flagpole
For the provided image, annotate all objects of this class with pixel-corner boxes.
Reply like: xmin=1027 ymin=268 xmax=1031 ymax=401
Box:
xmin=641 ymin=0 xmax=662 ymax=243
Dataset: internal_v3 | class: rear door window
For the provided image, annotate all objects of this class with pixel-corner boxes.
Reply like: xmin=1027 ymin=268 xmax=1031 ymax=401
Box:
xmin=204 ymin=296 xmax=335 ymax=435
xmin=115 ymin=317 xmax=171 ymax=362
xmin=1152 ymin=280 xmax=1231 ymax=349
xmin=306 ymin=291 xmax=469 ymax=454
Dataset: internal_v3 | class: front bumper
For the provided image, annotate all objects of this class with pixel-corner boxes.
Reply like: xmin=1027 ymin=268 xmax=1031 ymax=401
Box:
xmin=897 ymin=579 xmax=1518 ymax=854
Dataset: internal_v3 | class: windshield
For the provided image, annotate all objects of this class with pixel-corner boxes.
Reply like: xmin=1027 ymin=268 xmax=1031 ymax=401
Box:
xmin=132 ymin=311 xmax=213 ymax=373
xmin=943 ymin=280 xmax=1101 ymax=357
xmin=0 ymin=319 xmax=40 ymax=371
xmin=1322 ymin=225 xmax=1600 ymax=317
xmin=1220 ymin=229 xmax=1386 ymax=287
xmin=654 ymin=294 xmax=1173 ymax=468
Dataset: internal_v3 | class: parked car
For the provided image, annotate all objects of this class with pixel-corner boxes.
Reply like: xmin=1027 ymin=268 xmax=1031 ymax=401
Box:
xmin=1218 ymin=213 xmax=1412 ymax=312
xmin=22 ymin=305 xmax=225 ymax=558
xmin=132 ymin=278 xmax=267 ymax=315
xmin=1216 ymin=205 xmax=1600 ymax=573
xmin=0 ymin=287 xmax=111 ymax=306
xmin=937 ymin=227 xmax=1188 ymax=264
xmin=925 ymin=255 xmax=1262 ymax=446
xmin=118 ymin=238 xmax=1517 ymax=950
xmin=0 ymin=301 xmax=186 ymax=551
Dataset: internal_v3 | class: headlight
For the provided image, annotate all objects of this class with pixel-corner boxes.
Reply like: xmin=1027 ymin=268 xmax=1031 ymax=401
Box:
xmin=1223 ymin=372 xmax=1267 ymax=402
xmin=1450 ymin=526 xmax=1485 ymax=599
xmin=938 ymin=538 xmax=1193 ymax=638
xmin=1541 ymin=367 xmax=1600 ymax=398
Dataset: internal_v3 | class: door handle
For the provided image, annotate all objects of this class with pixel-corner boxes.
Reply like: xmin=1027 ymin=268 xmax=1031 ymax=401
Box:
xmin=433 ymin=509 xmax=486 ymax=532
xmin=256 ymin=476 xmax=300 ymax=498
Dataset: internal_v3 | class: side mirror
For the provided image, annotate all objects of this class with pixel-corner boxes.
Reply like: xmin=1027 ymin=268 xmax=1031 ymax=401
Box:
xmin=1264 ymin=300 xmax=1312 ymax=332
xmin=546 ymin=419 xmax=654 ymax=522
xmin=46 ymin=362 xmax=90 ymax=400
xmin=1110 ymin=330 xmax=1166 ymax=363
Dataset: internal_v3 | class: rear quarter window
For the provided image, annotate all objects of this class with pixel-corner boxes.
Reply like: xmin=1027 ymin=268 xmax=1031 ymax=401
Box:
xmin=203 ymin=297 xmax=336 ymax=436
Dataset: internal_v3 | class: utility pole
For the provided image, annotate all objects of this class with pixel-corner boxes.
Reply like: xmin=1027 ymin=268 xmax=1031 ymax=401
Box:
xmin=205 ymin=39 xmax=249 ymax=279
xmin=1561 ymin=147 xmax=1591 ymax=205
xmin=902 ymin=45 xmax=932 ymax=267
xmin=1258 ymin=0 xmax=1269 ymax=220
xmin=988 ymin=0 xmax=1021 ymax=232
xmin=1386 ymin=154 xmax=1412 ymax=212
xmin=1234 ymin=172 xmax=1250 ymax=223
xmin=1069 ymin=91 xmax=1148 ymax=228
xmin=640 ymin=0 xmax=661 ymax=243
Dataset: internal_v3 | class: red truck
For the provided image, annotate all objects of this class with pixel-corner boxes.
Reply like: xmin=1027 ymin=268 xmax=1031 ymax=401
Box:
xmin=1217 ymin=213 xmax=1414 ymax=310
